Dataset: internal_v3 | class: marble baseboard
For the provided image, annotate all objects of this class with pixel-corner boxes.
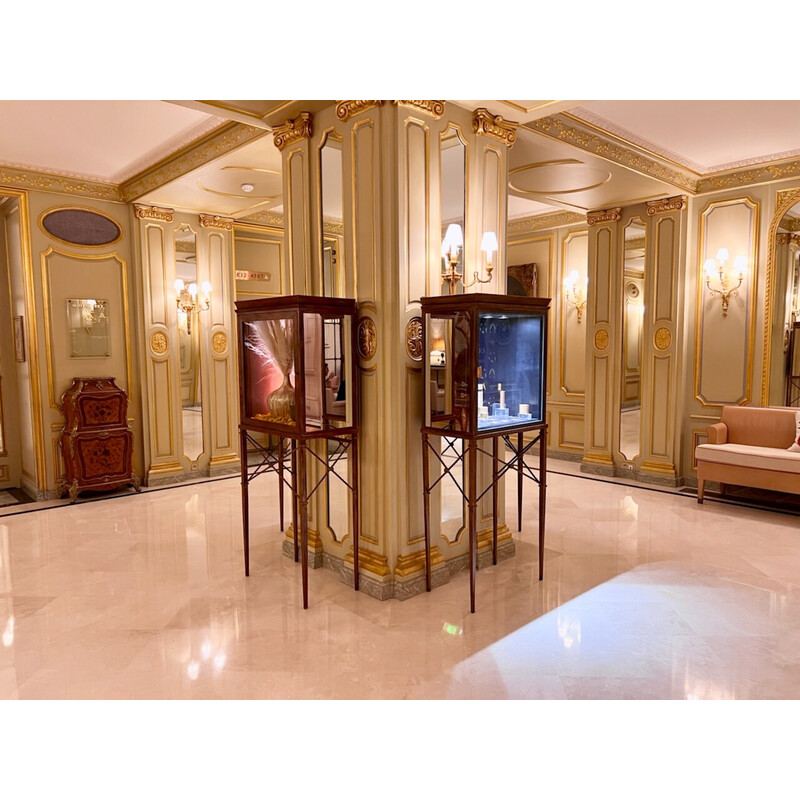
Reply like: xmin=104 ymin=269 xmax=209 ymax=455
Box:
xmin=281 ymin=538 xmax=324 ymax=569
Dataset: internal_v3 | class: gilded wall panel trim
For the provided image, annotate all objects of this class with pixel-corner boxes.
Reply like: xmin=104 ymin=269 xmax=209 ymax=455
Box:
xmin=359 ymin=370 xmax=379 ymax=545
xmin=145 ymin=224 xmax=168 ymax=326
xmin=653 ymin=216 xmax=676 ymax=322
xmin=403 ymin=118 xmax=430 ymax=307
xmin=761 ymin=187 xmax=800 ymax=406
xmin=590 ymin=355 xmax=609 ymax=450
xmin=481 ymin=144 xmax=503 ymax=293
xmin=507 ymin=210 xmax=585 ymax=236
xmin=212 ymin=357 xmax=232 ymax=451
xmin=560 ymin=230 xmax=589 ymax=397
xmin=649 ymin=355 xmax=672 ymax=459
xmin=593 ymin=225 xmax=613 ymax=325
xmin=151 ymin=359 xmax=175 ymax=459
xmin=695 ymin=196 xmax=759 ymax=407
xmin=351 ymin=118 xmax=378 ymax=303
xmin=286 ymin=149 xmax=311 ymax=294
xmin=557 ymin=412 xmax=584 ymax=450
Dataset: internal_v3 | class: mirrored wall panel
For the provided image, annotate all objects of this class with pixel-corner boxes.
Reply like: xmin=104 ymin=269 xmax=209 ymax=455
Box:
xmin=320 ymin=133 xmax=344 ymax=297
xmin=440 ymin=125 xmax=466 ymax=295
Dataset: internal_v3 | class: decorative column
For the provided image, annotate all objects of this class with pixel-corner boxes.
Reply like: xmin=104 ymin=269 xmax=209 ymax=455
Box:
xmin=582 ymin=207 xmax=622 ymax=475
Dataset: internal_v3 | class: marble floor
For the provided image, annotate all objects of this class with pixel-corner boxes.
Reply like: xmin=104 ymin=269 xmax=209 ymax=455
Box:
xmin=1 ymin=465 xmax=799 ymax=701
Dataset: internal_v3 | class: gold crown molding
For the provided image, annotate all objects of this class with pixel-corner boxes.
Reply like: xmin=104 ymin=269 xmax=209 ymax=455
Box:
xmin=697 ymin=158 xmax=800 ymax=195
xmin=273 ymin=113 xmax=313 ymax=151
xmin=646 ymin=195 xmax=687 ymax=216
xmin=175 ymin=240 xmax=196 ymax=253
xmin=776 ymin=233 xmax=790 ymax=245
xmin=473 ymin=108 xmax=518 ymax=147
xmin=625 ymin=237 xmax=646 ymax=251
xmin=0 ymin=165 xmax=121 ymax=202
xmin=323 ymin=218 xmax=344 ymax=236
xmin=134 ymin=204 xmax=174 ymax=222
xmin=529 ymin=115 xmax=698 ymax=194
xmin=780 ymin=218 xmax=800 ymax=233
xmin=200 ymin=213 xmax=233 ymax=230
xmin=507 ymin=210 xmax=585 ymax=235
xmin=122 ymin=122 xmax=265 ymax=201
xmin=405 ymin=316 xmax=423 ymax=362
xmin=336 ymin=100 xmax=383 ymax=121
xmin=239 ymin=210 xmax=285 ymax=228
xmin=587 ymin=208 xmax=621 ymax=226
xmin=395 ymin=100 xmax=445 ymax=119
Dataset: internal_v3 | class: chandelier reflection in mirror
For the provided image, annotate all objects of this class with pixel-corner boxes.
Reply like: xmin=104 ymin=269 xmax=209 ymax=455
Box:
xmin=704 ymin=248 xmax=747 ymax=317
xmin=174 ymin=278 xmax=211 ymax=333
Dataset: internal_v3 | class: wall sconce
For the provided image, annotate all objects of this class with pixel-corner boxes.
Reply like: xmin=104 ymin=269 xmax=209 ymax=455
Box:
xmin=563 ymin=270 xmax=588 ymax=323
xmin=465 ymin=231 xmax=498 ymax=288
xmin=704 ymin=248 xmax=746 ymax=317
xmin=174 ymin=278 xmax=211 ymax=333
xmin=441 ymin=223 xmax=463 ymax=294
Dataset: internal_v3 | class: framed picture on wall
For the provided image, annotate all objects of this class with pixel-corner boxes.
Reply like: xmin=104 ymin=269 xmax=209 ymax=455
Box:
xmin=13 ymin=316 xmax=25 ymax=362
xmin=507 ymin=263 xmax=538 ymax=298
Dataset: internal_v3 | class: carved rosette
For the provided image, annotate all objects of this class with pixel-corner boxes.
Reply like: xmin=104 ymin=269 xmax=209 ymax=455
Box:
xmin=594 ymin=329 xmax=609 ymax=351
xmin=654 ymin=327 xmax=672 ymax=351
xmin=395 ymin=100 xmax=445 ymax=119
xmin=357 ymin=318 xmax=377 ymax=360
xmin=405 ymin=317 xmax=423 ymax=362
xmin=587 ymin=208 xmax=622 ymax=226
xmin=273 ymin=112 xmax=313 ymax=151
xmin=134 ymin=204 xmax=174 ymax=222
xmin=212 ymin=332 xmax=228 ymax=354
xmin=200 ymin=213 xmax=233 ymax=230
xmin=472 ymin=108 xmax=518 ymax=147
xmin=646 ymin=196 xmax=687 ymax=216
xmin=336 ymin=100 xmax=383 ymax=121
xmin=150 ymin=331 xmax=168 ymax=355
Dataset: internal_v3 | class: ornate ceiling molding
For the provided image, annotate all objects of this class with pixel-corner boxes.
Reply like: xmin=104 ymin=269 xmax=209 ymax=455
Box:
xmin=587 ymin=208 xmax=622 ymax=226
xmin=646 ymin=195 xmax=687 ymax=216
xmin=273 ymin=113 xmax=313 ymax=151
xmin=507 ymin=210 xmax=586 ymax=235
xmin=0 ymin=164 xmax=121 ymax=202
xmin=133 ymin=204 xmax=174 ymax=221
xmin=529 ymin=115 xmax=698 ymax=194
xmin=238 ymin=210 xmax=285 ymax=228
xmin=336 ymin=101 xmax=383 ymax=121
xmin=200 ymin=213 xmax=234 ymax=230
xmin=625 ymin=236 xmax=646 ymax=251
xmin=473 ymin=108 xmax=518 ymax=147
xmin=394 ymin=101 xmax=445 ymax=119
xmin=323 ymin=218 xmax=344 ymax=236
xmin=121 ymin=122 xmax=266 ymax=202
xmin=696 ymin=158 xmax=800 ymax=194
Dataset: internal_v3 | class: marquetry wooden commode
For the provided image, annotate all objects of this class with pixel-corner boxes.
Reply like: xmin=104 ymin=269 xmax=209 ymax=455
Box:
xmin=59 ymin=377 xmax=141 ymax=503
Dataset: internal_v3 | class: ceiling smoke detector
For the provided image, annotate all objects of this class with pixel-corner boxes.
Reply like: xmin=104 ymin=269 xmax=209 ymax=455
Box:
xmin=240 ymin=183 xmax=255 ymax=193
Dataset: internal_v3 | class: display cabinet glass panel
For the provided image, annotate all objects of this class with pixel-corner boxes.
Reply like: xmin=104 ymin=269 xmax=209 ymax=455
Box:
xmin=236 ymin=295 xmax=357 ymax=436
xmin=421 ymin=293 xmax=549 ymax=435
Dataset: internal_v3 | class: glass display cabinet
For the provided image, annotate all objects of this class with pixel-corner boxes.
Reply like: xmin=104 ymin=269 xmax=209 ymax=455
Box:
xmin=420 ymin=293 xmax=550 ymax=612
xmin=235 ymin=295 xmax=360 ymax=609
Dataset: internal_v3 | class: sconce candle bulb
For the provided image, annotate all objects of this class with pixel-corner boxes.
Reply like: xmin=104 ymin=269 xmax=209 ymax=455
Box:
xmin=441 ymin=223 xmax=464 ymax=294
xmin=465 ymin=231 xmax=499 ymax=289
xmin=563 ymin=269 xmax=588 ymax=323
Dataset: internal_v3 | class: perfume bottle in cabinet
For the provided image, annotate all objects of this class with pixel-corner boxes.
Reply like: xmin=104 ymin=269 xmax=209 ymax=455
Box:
xmin=421 ymin=293 xmax=549 ymax=435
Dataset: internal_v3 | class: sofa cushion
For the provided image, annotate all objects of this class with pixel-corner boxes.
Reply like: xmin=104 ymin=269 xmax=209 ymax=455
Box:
xmin=788 ymin=410 xmax=800 ymax=452
xmin=720 ymin=405 xmax=796 ymax=449
xmin=696 ymin=442 xmax=800 ymax=474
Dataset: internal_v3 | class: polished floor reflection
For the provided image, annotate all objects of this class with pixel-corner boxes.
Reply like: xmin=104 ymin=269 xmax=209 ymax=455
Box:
xmin=1 ymin=466 xmax=799 ymax=699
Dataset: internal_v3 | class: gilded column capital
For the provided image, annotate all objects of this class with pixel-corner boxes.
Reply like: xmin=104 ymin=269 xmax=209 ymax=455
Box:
xmin=472 ymin=108 xmax=518 ymax=147
xmin=646 ymin=195 xmax=687 ymax=216
xmin=336 ymin=100 xmax=383 ymax=121
xmin=776 ymin=233 xmax=790 ymax=245
xmin=200 ymin=213 xmax=234 ymax=230
xmin=587 ymin=208 xmax=622 ymax=226
xmin=273 ymin=112 xmax=313 ymax=151
xmin=134 ymin=204 xmax=174 ymax=221
xmin=394 ymin=100 xmax=445 ymax=119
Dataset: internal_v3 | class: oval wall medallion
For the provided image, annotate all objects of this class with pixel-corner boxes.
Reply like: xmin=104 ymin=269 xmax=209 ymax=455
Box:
xmin=405 ymin=316 xmax=423 ymax=361
xmin=212 ymin=332 xmax=228 ymax=354
xmin=150 ymin=331 xmax=168 ymax=355
xmin=40 ymin=207 xmax=122 ymax=247
xmin=594 ymin=329 xmax=609 ymax=351
xmin=654 ymin=327 xmax=672 ymax=351
xmin=357 ymin=318 xmax=377 ymax=360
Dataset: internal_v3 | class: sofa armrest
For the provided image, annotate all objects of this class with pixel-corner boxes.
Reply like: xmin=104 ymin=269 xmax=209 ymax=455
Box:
xmin=707 ymin=422 xmax=728 ymax=444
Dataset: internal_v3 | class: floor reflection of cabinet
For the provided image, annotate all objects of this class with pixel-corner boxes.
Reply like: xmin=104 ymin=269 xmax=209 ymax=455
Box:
xmin=59 ymin=377 xmax=141 ymax=503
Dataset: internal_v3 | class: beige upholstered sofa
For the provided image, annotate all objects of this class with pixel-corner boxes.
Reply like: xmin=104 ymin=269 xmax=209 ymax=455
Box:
xmin=695 ymin=405 xmax=800 ymax=503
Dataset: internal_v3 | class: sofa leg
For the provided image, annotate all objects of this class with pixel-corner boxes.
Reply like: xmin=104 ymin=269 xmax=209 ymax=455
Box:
xmin=697 ymin=477 xmax=704 ymax=504
xmin=719 ymin=482 xmax=726 ymax=496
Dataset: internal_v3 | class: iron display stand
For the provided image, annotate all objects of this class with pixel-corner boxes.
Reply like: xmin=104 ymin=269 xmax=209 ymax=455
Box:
xmin=236 ymin=295 xmax=360 ymax=609
xmin=419 ymin=293 xmax=550 ymax=613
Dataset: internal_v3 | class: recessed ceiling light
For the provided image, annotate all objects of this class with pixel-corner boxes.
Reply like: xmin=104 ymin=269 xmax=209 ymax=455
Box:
xmin=241 ymin=183 xmax=255 ymax=193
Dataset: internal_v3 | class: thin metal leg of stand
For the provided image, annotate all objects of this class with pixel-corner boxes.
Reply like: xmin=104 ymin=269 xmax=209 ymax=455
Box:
xmin=539 ymin=428 xmax=547 ymax=581
xmin=351 ymin=434 xmax=360 ymax=592
xmin=492 ymin=436 xmax=499 ymax=566
xmin=422 ymin=433 xmax=431 ymax=591
xmin=468 ymin=437 xmax=478 ymax=613
xmin=278 ymin=437 xmax=285 ymax=532
xmin=297 ymin=442 xmax=309 ymax=609
xmin=240 ymin=428 xmax=250 ymax=577
xmin=517 ymin=432 xmax=523 ymax=532
xmin=291 ymin=440 xmax=299 ymax=563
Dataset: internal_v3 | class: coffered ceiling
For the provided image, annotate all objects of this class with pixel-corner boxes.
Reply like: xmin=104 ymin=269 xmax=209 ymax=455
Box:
xmin=2 ymin=99 xmax=800 ymax=223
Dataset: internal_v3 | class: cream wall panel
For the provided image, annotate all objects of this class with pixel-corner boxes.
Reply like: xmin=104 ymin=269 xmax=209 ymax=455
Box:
xmin=146 ymin=225 xmax=168 ymax=325
xmin=593 ymin=227 xmax=613 ymax=325
xmin=590 ymin=356 xmax=609 ymax=450
xmin=151 ymin=358 xmax=174 ymax=458
xmin=649 ymin=355 xmax=672 ymax=458
xmin=404 ymin=120 xmax=429 ymax=308
xmin=561 ymin=231 xmax=588 ymax=396
xmin=654 ymin=217 xmax=676 ymax=322
xmin=234 ymin=232 xmax=283 ymax=297
xmin=480 ymin=147 xmax=502 ymax=294
xmin=286 ymin=149 xmax=311 ymax=295
xmin=696 ymin=198 xmax=758 ymax=406
xmin=405 ymin=366 xmax=424 ymax=545
xmin=207 ymin=232 xmax=227 ymax=328
xmin=212 ymin=357 xmax=231 ymax=451
xmin=558 ymin=412 xmax=584 ymax=450
xmin=352 ymin=120 xmax=378 ymax=304
xmin=359 ymin=369 xmax=379 ymax=546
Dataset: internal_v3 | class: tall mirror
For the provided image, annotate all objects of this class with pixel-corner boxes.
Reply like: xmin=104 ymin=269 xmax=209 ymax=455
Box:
xmin=320 ymin=133 xmax=344 ymax=298
xmin=769 ymin=200 xmax=800 ymax=407
xmin=440 ymin=125 xmax=466 ymax=295
xmin=620 ymin=218 xmax=646 ymax=462
xmin=175 ymin=224 xmax=204 ymax=462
